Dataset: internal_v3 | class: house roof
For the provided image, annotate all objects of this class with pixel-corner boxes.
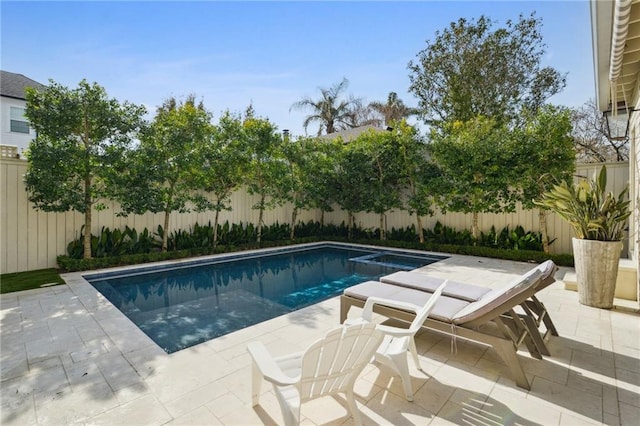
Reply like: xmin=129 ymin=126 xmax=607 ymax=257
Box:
xmin=0 ymin=70 xmax=46 ymax=100
xmin=318 ymin=125 xmax=388 ymax=143
xmin=591 ymin=0 xmax=640 ymax=111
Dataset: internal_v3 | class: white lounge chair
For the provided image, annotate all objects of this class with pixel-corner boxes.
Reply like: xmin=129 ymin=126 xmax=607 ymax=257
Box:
xmin=345 ymin=281 xmax=447 ymax=401
xmin=247 ymin=322 xmax=383 ymax=426
xmin=379 ymin=260 xmax=559 ymax=356
xmin=341 ymin=266 xmax=548 ymax=389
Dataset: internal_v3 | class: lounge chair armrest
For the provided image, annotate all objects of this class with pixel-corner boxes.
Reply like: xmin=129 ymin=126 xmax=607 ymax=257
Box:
xmin=362 ymin=296 xmax=420 ymax=321
xmin=247 ymin=341 xmax=298 ymax=386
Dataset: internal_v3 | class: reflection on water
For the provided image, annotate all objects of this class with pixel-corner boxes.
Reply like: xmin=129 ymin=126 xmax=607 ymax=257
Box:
xmin=88 ymin=246 xmax=436 ymax=353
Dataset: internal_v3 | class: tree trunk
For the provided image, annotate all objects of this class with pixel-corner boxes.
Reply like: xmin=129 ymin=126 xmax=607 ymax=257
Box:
xmin=348 ymin=212 xmax=354 ymax=239
xmin=290 ymin=207 xmax=298 ymax=240
xmin=416 ymin=215 xmax=424 ymax=243
xmin=83 ymin=205 xmax=92 ymax=259
xmin=379 ymin=213 xmax=385 ymax=240
xmin=213 ymin=208 xmax=220 ymax=249
xmin=320 ymin=210 xmax=325 ymax=228
xmin=257 ymin=194 xmax=265 ymax=244
xmin=472 ymin=211 xmax=479 ymax=241
xmin=162 ymin=209 xmax=170 ymax=252
xmin=539 ymin=209 xmax=550 ymax=253
xmin=83 ymin=177 xmax=92 ymax=259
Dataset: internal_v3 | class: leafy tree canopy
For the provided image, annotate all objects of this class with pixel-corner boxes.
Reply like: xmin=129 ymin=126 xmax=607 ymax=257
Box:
xmin=430 ymin=116 xmax=521 ymax=238
xmin=391 ymin=121 xmax=438 ymax=242
xmin=24 ymin=79 xmax=145 ymax=258
xmin=408 ymin=13 xmax=566 ymax=128
xmin=243 ymin=116 xmax=287 ymax=242
xmin=117 ymin=95 xmax=213 ymax=251
xmin=190 ymin=111 xmax=249 ymax=247
xmin=516 ymin=104 xmax=576 ymax=208
xmin=514 ymin=104 xmax=576 ymax=252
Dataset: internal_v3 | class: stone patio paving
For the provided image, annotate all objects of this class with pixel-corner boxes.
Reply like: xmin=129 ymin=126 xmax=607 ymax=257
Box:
xmin=1 ymin=253 xmax=639 ymax=425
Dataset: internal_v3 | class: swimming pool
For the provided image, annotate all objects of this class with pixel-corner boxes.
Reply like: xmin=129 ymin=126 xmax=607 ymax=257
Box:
xmin=86 ymin=243 xmax=447 ymax=353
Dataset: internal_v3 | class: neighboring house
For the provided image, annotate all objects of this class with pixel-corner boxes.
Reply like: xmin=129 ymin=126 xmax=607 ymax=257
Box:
xmin=0 ymin=70 xmax=46 ymax=157
xmin=318 ymin=125 xmax=390 ymax=143
xmin=591 ymin=0 xmax=640 ymax=302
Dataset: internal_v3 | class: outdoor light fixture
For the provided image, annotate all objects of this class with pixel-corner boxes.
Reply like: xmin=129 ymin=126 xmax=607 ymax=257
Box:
xmin=604 ymin=103 xmax=633 ymax=141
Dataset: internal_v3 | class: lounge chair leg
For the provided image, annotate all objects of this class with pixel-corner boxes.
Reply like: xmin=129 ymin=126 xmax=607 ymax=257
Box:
xmin=340 ymin=296 xmax=358 ymax=323
xmin=499 ymin=313 xmax=542 ymax=360
xmin=528 ymin=296 xmax=559 ymax=336
xmin=521 ymin=313 xmax=551 ymax=356
xmin=493 ymin=339 xmax=530 ymax=390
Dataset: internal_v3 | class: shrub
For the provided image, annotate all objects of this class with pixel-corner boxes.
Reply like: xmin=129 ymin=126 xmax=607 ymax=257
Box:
xmin=58 ymin=220 xmax=572 ymax=272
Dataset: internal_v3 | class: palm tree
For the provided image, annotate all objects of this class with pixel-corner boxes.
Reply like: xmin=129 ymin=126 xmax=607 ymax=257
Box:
xmin=345 ymin=99 xmax=383 ymax=128
xmin=369 ymin=92 xmax=417 ymax=127
xmin=290 ymin=78 xmax=363 ymax=135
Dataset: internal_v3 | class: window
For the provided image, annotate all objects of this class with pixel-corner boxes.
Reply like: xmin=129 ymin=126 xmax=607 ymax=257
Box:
xmin=10 ymin=107 xmax=30 ymax=134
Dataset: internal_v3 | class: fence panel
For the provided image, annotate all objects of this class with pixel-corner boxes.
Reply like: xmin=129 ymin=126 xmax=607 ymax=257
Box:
xmin=0 ymin=159 xmax=629 ymax=274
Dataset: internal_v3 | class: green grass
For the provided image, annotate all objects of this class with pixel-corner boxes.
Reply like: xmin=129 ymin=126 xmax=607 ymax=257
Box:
xmin=0 ymin=269 xmax=65 ymax=294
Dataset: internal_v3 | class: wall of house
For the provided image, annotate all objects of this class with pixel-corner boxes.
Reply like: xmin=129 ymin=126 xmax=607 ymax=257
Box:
xmin=0 ymin=97 xmax=36 ymax=156
xmin=0 ymin=158 xmax=630 ymax=274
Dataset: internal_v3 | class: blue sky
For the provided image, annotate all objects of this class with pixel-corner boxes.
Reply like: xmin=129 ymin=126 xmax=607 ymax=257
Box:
xmin=2 ymin=1 xmax=594 ymax=136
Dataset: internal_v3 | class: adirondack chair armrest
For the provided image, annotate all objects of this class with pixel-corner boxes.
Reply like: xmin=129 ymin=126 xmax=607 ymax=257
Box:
xmin=374 ymin=323 xmax=414 ymax=338
xmin=247 ymin=341 xmax=298 ymax=386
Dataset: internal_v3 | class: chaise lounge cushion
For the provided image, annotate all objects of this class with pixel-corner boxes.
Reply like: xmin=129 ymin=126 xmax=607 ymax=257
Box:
xmin=452 ymin=269 xmax=543 ymax=325
xmin=344 ymin=281 xmax=470 ymax=322
xmin=381 ymin=271 xmax=491 ymax=302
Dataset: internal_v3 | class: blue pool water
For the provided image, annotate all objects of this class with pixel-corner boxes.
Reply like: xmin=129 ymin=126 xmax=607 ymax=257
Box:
xmin=86 ymin=244 xmax=447 ymax=353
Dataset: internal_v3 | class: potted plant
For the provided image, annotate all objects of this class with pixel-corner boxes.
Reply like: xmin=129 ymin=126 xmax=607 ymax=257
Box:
xmin=536 ymin=166 xmax=631 ymax=308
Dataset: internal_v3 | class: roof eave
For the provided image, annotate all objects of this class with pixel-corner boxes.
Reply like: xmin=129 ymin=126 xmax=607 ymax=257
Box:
xmin=591 ymin=0 xmax=614 ymax=112
xmin=0 ymin=94 xmax=27 ymax=101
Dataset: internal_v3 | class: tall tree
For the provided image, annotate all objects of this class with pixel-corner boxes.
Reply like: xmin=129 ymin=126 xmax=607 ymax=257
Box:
xmin=369 ymin=92 xmax=417 ymax=127
xmin=516 ymin=105 xmax=576 ymax=252
xmin=408 ymin=14 xmax=566 ymax=128
xmin=572 ymin=99 xmax=629 ymax=162
xmin=430 ymin=117 xmax=521 ymax=239
xmin=192 ymin=111 xmax=248 ymax=248
xmin=117 ymin=96 xmax=213 ymax=252
xmin=331 ymin=139 xmax=371 ymax=238
xmin=345 ymin=100 xmax=383 ymax=128
xmin=243 ymin=116 xmax=287 ymax=243
xmin=393 ymin=121 xmax=437 ymax=243
xmin=24 ymin=80 xmax=145 ymax=259
xmin=303 ymin=138 xmax=336 ymax=227
xmin=278 ymin=136 xmax=315 ymax=239
xmin=290 ymin=78 xmax=363 ymax=135
xmin=351 ymin=130 xmax=405 ymax=240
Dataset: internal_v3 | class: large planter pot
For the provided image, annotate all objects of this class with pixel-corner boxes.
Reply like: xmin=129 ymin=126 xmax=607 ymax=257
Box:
xmin=572 ymin=238 xmax=623 ymax=309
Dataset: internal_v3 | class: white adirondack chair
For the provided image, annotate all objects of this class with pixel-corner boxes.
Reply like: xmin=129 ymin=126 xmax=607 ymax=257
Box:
xmin=346 ymin=281 xmax=447 ymax=401
xmin=247 ymin=322 xmax=384 ymax=426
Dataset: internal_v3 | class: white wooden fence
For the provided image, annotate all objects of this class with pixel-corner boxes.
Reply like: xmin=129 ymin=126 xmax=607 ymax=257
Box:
xmin=0 ymin=158 xmax=629 ymax=274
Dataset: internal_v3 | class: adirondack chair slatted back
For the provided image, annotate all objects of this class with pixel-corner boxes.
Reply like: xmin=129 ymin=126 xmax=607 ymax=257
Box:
xmin=299 ymin=323 xmax=382 ymax=401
